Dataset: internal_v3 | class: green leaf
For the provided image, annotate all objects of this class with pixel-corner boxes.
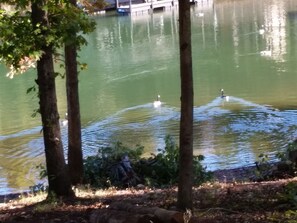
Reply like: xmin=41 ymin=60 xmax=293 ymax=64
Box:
xmin=26 ymin=85 xmax=36 ymax=94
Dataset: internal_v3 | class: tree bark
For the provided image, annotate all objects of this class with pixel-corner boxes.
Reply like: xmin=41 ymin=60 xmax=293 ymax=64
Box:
xmin=177 ymin=0 xmax=194 ymax=211
xmin=109 ymin=202 xmax=183 ymax=223
xmin=31 ymin=1 xmax=74 ymax=197
xmin=90 ymin=209 xmax=158 ymax=223
xmin=90 ymin=202 xmax=183 ymax=223
xmin=65 ymin=0 xmax=84 ymax=185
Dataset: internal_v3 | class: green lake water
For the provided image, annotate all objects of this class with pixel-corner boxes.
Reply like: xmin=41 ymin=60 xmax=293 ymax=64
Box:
xmin=1 ymin=0 xmax=297 ymax=194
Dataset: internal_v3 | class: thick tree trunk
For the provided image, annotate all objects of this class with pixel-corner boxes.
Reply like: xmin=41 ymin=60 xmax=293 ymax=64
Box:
xmin=109 ymin=202 xmax=183 ymax=222
xmin=177 ymin=0 xmax=194 ymax=210
xmin=90 ymin=202 xmax=183 ymax=223
xmin=31 ymin=1 xmax=74 ymax=197
xmin=90 ymin=209 xmax=158 ymax=223
xmin=65 ymin=1 xmax=84 ymax=185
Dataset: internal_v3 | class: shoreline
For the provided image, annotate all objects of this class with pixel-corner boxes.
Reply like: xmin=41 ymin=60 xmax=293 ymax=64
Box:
xmin=0 ymin=164 xmax=263 ymax=204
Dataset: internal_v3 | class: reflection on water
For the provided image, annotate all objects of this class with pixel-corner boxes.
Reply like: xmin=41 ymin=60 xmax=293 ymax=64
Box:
xmin=0 ymin=133 xmax=44 ymax=194
xmin=1 ymin=0 xmax=297 ymax=194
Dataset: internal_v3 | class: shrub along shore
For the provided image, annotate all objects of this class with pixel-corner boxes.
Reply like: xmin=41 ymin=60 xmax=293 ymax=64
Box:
xmin=0 ymin=161 xmax=289 ymax=204
xmin=2 ymin=136 xmax=297 ymax=204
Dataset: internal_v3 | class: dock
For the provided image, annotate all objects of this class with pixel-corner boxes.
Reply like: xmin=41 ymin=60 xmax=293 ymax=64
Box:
xmin=116 ymin=0 xmax=211 ymax=15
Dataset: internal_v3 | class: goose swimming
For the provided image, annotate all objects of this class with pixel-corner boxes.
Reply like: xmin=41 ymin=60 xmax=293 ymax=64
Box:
xmin=153 ymin=95 xmax=161 ymax=108
xmin=221 ymin=89 xmax=229 ymax=102
xmin=260 ymin=50 xmax=272 ymax=57
xmin=60 ymin=112 xmax=68 ymax=127
xmin=198 ymin=12 xmax=204 ymax=17
xmin=259 ymin=26 xmax=265 ymax=35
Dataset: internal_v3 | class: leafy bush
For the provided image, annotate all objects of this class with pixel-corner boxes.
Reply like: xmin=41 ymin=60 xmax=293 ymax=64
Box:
xmin=83 ymin=135 xmax=212 ymax=188
xmin=134 ymin=135 xmax=212 ymax=187
xmin=134 ymin=135 xmax=180 ymax=186
xmin=83 ymin=142 xmax=144 ymax=188
xmin=34 ymin=136 xmax=212 ymax=190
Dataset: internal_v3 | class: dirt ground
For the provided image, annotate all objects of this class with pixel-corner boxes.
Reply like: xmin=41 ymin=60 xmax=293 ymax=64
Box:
xmin=1 ymin=166 xmax=297 ymax=223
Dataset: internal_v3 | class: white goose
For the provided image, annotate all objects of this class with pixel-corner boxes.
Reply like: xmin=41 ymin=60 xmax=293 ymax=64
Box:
xmin=60 ymin=113 xmax=68 ymax=127
xmin=153 ymin=95 xmax=162 ymax=108
xmin=198 ymin=12 xmax=204 ymax=17
xmin=259 ymin=25 xmax=265 ymax=35
xmin=260 ymin=50 xmax=272 ymax=57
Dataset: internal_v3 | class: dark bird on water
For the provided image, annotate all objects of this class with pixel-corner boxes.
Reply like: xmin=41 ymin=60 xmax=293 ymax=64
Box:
xmin=221 ymin=89 xmax=229 ymax=101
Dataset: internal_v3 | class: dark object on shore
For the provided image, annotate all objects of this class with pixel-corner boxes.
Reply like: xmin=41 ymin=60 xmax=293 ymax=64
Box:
xmin=108 ymin=155 xmax=142 ymax=187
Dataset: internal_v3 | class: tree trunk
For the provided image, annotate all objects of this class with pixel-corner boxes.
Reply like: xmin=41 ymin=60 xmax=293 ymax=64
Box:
xmin=90 ymin=210 xmax=158 ymax=223
xmin=65 ymin=0 xmax=84 ymax=185
xmin=177 ymin=0 xmax=194 ymax=210
xmin=31 ymin=1 xmax=74 ymax=197
xmin=109 ymin=202 xmax=183 ymax=223
xmin=90 ymin=202 xmax=183 ymax=223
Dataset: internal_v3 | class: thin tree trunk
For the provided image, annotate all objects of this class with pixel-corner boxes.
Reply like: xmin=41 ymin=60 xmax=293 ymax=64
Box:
xmin=177 ymin=0 xmax=194 ymax=210
xmin=65 ymin=11 xmax=84 ymax=185
xmin=31 ymin=1 xmax=74 ymax=197
xmin=65 ymin=44 xmax=83 ymax=185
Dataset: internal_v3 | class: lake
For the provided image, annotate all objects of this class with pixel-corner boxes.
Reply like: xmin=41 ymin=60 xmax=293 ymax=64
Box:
xmin=1 ymin=0 xmax=297 ymax=194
